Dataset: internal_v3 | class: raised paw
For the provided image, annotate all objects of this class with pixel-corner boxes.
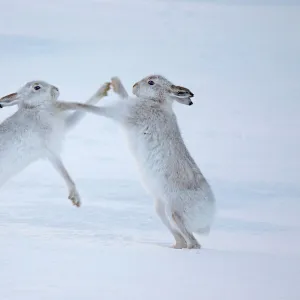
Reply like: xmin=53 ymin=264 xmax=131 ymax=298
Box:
xmin=96 ymin=82 xmax=111 ymax=98
xmin=68 ymin=188 xmax=81 ymax=207
xmin=111 ymin=77 xmax=123 ymax=95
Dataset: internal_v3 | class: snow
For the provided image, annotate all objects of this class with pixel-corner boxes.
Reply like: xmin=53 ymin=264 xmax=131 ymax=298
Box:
xmin=0 ymin=0 xmax=299 ymax=299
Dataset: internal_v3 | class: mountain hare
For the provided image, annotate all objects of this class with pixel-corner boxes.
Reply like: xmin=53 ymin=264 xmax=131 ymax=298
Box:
xmin=0 ymin=80 xmax=110 ymax=207
xmin=69 ymin=75 xmax=216 ymax=249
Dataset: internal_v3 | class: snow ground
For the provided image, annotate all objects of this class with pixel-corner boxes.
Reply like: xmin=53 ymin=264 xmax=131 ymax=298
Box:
xmin=0 ymin=0 xmax=299 ymax=299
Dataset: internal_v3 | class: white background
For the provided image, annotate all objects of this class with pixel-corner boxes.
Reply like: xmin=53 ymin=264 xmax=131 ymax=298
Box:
xmin=0 ymin=1 xmax=299 ymax=299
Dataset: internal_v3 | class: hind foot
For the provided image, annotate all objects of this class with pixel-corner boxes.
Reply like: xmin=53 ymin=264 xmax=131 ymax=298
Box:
xmin=187 ymin=242 xmax=201 ymax=249
xmin=172 ymin=240 xmax=187 ymax=249
xmin=171 ymin=233 xmax=188 ymax=249
xmin=171 ymin=212 xmax=201 ymax=250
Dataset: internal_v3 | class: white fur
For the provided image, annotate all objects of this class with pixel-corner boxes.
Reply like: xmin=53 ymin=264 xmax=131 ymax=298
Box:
xmin=74 ymin=76 xmax=216 ymax=249
xmin=0 ymin=80 xmax=110 ymax=207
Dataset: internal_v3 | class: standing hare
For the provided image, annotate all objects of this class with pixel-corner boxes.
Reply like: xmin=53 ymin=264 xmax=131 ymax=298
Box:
xmin=68 ymin=75 xmax=216 ymax=249
xmin=0 ymin=80 xmax=110 ymax=207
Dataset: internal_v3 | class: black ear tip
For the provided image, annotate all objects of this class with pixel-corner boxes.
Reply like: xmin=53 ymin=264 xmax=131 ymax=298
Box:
xmin=0 ymin=104 xmax=3 ymax=108
xmin=190 ymin=93 xmax=194 ymax=97
xmin=189 ymin=101 xmax=193 ymax=106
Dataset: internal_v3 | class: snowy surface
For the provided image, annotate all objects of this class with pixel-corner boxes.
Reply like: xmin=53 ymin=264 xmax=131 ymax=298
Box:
xmin=0 ymin=0 xmax=299 ymax=299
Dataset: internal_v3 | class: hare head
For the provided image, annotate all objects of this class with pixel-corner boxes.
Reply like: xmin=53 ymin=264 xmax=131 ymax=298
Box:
xmin=132 ymin=75 xmax=194 ymax=106
xmin=0 ymin=80 xmax=60 ymax=108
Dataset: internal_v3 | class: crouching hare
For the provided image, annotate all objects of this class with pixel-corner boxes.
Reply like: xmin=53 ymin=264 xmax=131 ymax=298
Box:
xmin=70 ymin=75 xmax=216 ymax=249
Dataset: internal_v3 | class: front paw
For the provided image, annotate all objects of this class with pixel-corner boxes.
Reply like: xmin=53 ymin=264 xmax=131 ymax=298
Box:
xmin=96 ymin=82 xmax=111 ymax=97
xmin=68 ymin=188 xmax=81 ymax=207
xmin=111 ymin=77 xmax=123 ymax=94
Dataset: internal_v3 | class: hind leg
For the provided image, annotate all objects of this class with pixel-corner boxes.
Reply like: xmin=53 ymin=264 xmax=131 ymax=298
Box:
xmin=155 ymin=199 xmax=187 ymax=249
xmin=172 ymin=211 xmax=201 ymax=249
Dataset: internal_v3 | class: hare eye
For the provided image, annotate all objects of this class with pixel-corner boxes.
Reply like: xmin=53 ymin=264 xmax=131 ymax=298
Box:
xmin=148 ymin=80 xmax=155 ymax=86
xmin=34 ymin=86 xmax=41 ymax=91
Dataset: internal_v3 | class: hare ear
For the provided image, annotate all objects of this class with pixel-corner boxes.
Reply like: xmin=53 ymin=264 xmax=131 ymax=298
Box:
xmin=169 ymin=85 xmax=194 ymax=106
xmin=0 ymin=93 xmax=21 ymax=108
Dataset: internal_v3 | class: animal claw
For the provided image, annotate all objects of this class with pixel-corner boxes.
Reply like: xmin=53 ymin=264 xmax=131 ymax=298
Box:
xmin=96 ymin=82 xmax=111 ymax=98
xmin=68 ymin=190 xmax=81 ymax=207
